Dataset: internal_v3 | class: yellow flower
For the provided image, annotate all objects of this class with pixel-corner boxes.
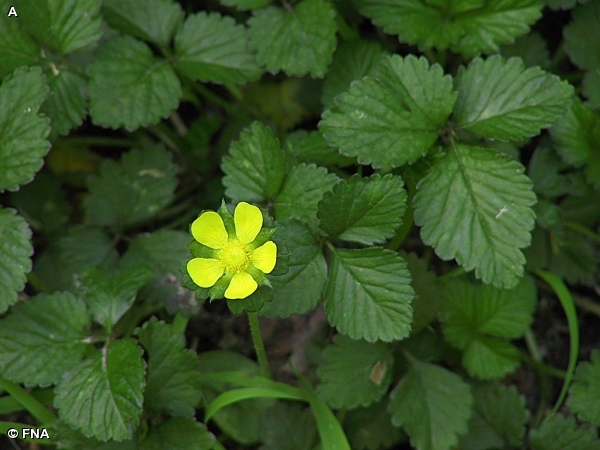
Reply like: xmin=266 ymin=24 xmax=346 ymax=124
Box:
xmin=187 ymin=202 xmax=277 ymax=299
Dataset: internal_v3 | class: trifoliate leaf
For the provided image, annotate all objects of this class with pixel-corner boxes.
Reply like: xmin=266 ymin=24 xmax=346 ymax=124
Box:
xmin=0 ymin=66 xmax=50 ymax=192
xmin=144 ymin=417 xmax=215 ymax=450
xmin=247 ymin=0 xmax=337 ymax=78
xmin=274 ymin=164 xmax=339 ymax=228
xmin=285 ymin=130 xmax=355 ymax=167
xmin=344 ymin=399 xmax=402 ymax=450
xmin=453 ymin=56 xmax=574 ymax=141
xmin=222 ymin=121 xmax=286 ymax=202
xmin=321 ymin=40 xmax=386 ymax=109
xmin=501 ymin=33 xmax=550 ymax=68
xmin=324 ymin=247 xmax=413 ymax=342
xmin=413 ymin=144 xmax=536 ymax=288
xmin=320 ymin=55 xmax=456 ymax=168
xmin=550 ymin=101 xmax=600 ymax=188
xmin=102 ymin=0 xmax=183 ymax=48
xmin=442 ymin=277 xmax=536 ymax=378
xmin=79 ymin=265 xmax=153 ymax=329
xmin=43 ymin=70 xmax=87 ymax=137
xmin=174 ymin=11 xmax=261 ymax=84
xmin=354 ymin=0 xmax=541 ymax=57
xmin=0 ymin=4 xmax=40 ymax=78
xmin=136 ymin=318 xmax=202 ymax=416
xmin=317 ymin=174 xmax=406 ymax=245
xmin=259 ymin=402 xmax=318 ymax=450
xmin=0 ymin=208 xmax=33 ymax=312
xmin=55 ymin=339 xmax=146 ymax=441
xmin=567 ymin=350 xmax=600 ymax=426
xmin=460 ymin=384 xmax=529 ymax=450
xmin=529 ymin=414 xmax=600 ymax=450
xmin=564 ymin=1 xmax=600 ymax=71
xmin=402 ymin=252 xmax=442 ymax=334
xmin=583 ymin=69 xmax=600 ymax=109
xmin=16 ymin=0 xmax=102 ymax=54
xmin=85 ymin=145 xmax=178 ymax=227
xmin=261 ymin=220 xmax=327 ymax=318
xmin=317 ymin=334 xmax=393 ymax=409
xmin=389 ymin=358 xmax=473 ymax=450
xmin=89 ymin=36 xmax=181 ymax=131
xmin=0 ymin=292 xmax=91 ymax=387
xmin=58 ymin=225 xmax=119 ymax=278
xmin=221 ymin=0 xmax=272 ymax=9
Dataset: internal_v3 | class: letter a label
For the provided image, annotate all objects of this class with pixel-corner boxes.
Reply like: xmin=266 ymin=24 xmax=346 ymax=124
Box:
xmin=7 ymin=6 xmax=17 ymax=16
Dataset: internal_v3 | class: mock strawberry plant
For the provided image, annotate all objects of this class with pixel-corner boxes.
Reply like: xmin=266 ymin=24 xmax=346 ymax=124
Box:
xmin=1 ymin=0 xmax=600 ymax=449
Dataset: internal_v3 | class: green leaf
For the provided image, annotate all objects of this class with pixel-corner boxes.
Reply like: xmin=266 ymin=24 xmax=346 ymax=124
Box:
xmin=0 ymin=66 xmax=51 ymax=192
xmin=222 ymin=121 xmax=286 ymax=202
xmin=0 ymin=208 xmax=33 ymax=312
xmin=389 ymin=358 xmax=473 ymax=450
xmin=354 ymin=0 xmax=541 ymax=57
xmin=343 ymin=399 xmax=402 ymax=450
xmin=89 ymin=36 xmax=181 ymax=131
xmin=403 ymin=252 xmax=442 ymax=334
xmin=102 ymin=0 xmax=183 ymax=48
xmin=0 ymin=4 xmax=40 ymax=78
xmin=54 ymin=339 xmax=146 ymax=441
xmin=136 ymin=318 xmax=202 ymax=416
xmin=442 ymin=277 xmax=536 ymax=378
xmin=317 ymin=174 xmax=407 ymax=245
xmin=550 ymin=101 xmax=600 ymax=188
xmin=221 ymin=0 xmax=272 ymax=9
xmin=15 ymin=0 xmax=102 ymax=54
xmin=85 ymin=145 xmax=178 ymax=227
xmin=53 ymin=420 xmax=137 ymax=450
xmin=43 ymin=70 xmax=87 ymax=137
xmin=0 ymin=292 xmax=91 ymax=387
xmin=501 ymin=33 xmax=550 ymax=68
xmin=324 ymin=247 xmax=413 ymax=342
xmin=567 ymin=350 xmax=600 ymax=426
xmin=529 ymin=414 xmax=600 ymax=450
xmin=321 ymin=40 xmax=386 ymax=109
xmin=144 ymin=417 xmax=215 ymax=450
xmin=317 ymin=334 xmax=393 ymax=409
xmin=58 ymin=226 xmax=119 ymax=278
xmin=122 ymin=230 xmax=191 ymax=278
xmin=274 ymin=164 xmax=339 ymax=227
xmin=174 ymin=11 xmax=261 ymax=84
xmin=413 ymin=144 xmax=536 ymax=288
xmin=528 ymin=147 xmax=573 ymax=198
xmin=564 ymin=1 xmax=600 ymax=71
xmin=285 ymin=130 xmax=355 ymax=167
xmin=248 ymin=0 xmax=337 ymax=78
xmin=453 ymin=56 xmax=574 ymax=141
xmin=460 ymin=384 xmax=529 ymax=450
xmin=583 ymin=69 xmax=600 ymax=109
xmin=261 ymin=219 xmax=327 ymax=318
xmin=79 ymin=266 xmax=153 ymax=329
xmin=320 ymin=55 xmax=456 ymax=168
xmin=259 ymin=402 xmax=318 ymax=450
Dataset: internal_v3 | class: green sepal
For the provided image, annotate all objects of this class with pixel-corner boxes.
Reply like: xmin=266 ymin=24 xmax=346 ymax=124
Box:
xmin=208 ymin=273 xmax=234 ymax=300
xmin=217 ymin=200 xmax=236 ymax=237
xmin=189 ymin=240 xmax=217 ymax=259
xmin=249 ymin=227 xmax=277 ymax=249
xmin=227 ymin=285 xmax=274 ymax=315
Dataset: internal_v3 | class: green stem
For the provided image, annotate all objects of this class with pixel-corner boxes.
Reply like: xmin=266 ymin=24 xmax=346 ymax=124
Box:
xmin=192 ymin=83 xmax=244 ymax=118
xmin=572 ymin=294 xmax=600 ymax=319
xmin=172 ymin=313 xmax=189 ymax=335
xmin=61 ymin=136 xmax=137 ymax=147
xmin=388 ymin=205 xmax=414 ymax=251
xmin=0 ymin=377 xmax=56 ymax=425
xmin=565 ymin=220 xmax=600 ymax=244
xmin=437 ymin=266 xmax=465 ymax=283
xmin=247 ymin=312 xmax=271 ymax=379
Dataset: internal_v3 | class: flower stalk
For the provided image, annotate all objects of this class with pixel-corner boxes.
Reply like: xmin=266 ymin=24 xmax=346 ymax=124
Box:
xmin=247 ymin=312 xmax=271 ymax=379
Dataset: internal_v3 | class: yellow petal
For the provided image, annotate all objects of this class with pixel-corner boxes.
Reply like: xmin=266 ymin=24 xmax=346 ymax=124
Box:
xmin=191 ymin=211 xmax=228 ymax=249
xmin=187 ymin=258 xmax=224 ymax=288
xmin=251 ymin=241 xmax=277 ymax=274
xmin=234 ymin=202 xmax=263 ymax=244
xmin=225 ymin=272 xmax=258 ymax=299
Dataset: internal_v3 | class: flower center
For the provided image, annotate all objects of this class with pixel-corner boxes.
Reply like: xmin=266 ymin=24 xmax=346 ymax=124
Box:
xmin=219 ymin=240 xmax=251 ymax=273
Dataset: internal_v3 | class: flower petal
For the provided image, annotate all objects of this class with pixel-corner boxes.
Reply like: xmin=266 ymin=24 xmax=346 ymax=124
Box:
xmin=187 ymin=258 xmax=224 ymax=288
xmin=191 ymin=211 xmax=228 ymax=249
xmin=251 ymin=241 xmax=277 ymax=274
xmin=234 ymin=202 xmax=263 ymax=244
xmin=225 ymin=272 xmax=258 ymax=299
